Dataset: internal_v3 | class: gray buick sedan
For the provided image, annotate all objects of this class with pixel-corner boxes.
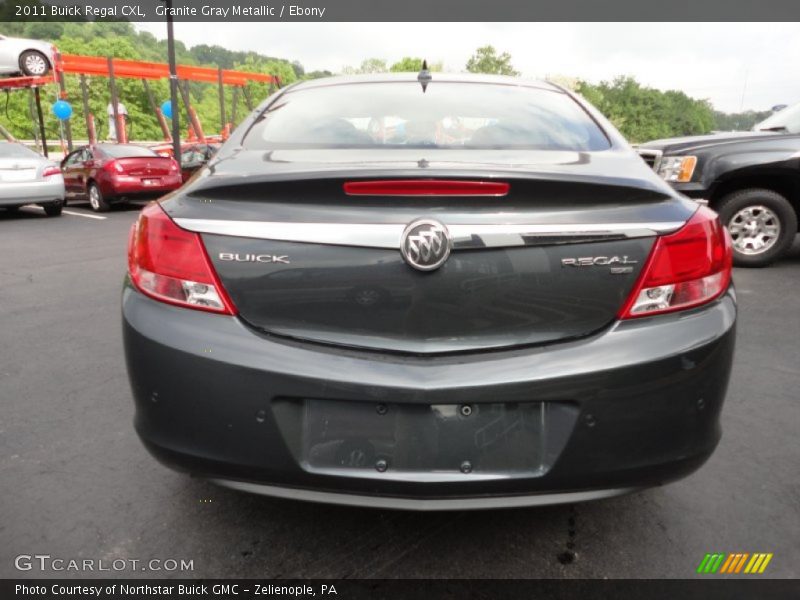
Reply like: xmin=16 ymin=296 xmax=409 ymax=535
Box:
xmin=122 ymin=73 xmax=736 ymax=510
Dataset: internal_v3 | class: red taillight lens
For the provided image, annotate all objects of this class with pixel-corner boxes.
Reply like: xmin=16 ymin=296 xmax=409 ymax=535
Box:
xmin=169 ymin=159 xmax=179 ymax=171
xmin=343 ymin=180 xmax=510 ymax=196
xmin=42 ymin=165 xmax=61 ymax=178
xmin=619 ymin=206 xmax=732 ymax=319
xmin=104 ymin=160 xmax=124 ymax=174
xmin=127 ymin=202 xmax=236 ymax=315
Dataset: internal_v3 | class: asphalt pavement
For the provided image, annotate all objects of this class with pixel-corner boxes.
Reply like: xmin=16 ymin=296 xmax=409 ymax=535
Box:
xmin=1 ymin=201 xmax=798 ymax=579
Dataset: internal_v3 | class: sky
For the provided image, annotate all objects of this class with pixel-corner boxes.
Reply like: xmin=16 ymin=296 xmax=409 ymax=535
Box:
xmin=135 ymin=22 xmax=800 ymax=113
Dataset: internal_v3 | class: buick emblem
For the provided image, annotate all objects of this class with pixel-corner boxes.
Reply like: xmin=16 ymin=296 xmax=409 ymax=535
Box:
xmin=400 ymin=219 xmax=451 ymax=271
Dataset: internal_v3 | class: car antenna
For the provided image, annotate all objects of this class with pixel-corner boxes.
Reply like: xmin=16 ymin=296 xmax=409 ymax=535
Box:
xmin=418 ymin=60 xmax=432 ymax=93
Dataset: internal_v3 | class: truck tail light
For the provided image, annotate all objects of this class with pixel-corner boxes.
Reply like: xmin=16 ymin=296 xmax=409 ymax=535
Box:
xmin=127 ymin=202 xmax=236 ymax=315
xmin=619 ymin=206 xmax=732 ymax=319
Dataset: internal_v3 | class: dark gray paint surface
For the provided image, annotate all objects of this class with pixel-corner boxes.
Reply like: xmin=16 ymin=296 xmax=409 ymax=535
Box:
xmin=204 ymin=235 xmax=653 ymax=353
xmin=162 ymin=105 xmax=691 ymax=354
xmin=0 ymin=205 xmax=797 ymax=578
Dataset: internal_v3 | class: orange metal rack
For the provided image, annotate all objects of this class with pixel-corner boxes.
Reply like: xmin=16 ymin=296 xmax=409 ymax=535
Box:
xmin=1 ymin=52 xmax=280 ymax=154
xmin=0 ymin=74 xmax=56 ymax=89
xmin=59 ymin=54 xmax=278 ymax=86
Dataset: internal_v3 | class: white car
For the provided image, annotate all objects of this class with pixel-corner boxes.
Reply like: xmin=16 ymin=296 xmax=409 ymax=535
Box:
xmin=0 ymin=34 xmax=56 ymax=77
xmin=0 ymin=142 xmax=65 ymax=216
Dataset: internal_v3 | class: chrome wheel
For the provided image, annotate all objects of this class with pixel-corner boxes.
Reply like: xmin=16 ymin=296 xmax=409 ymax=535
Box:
xmin=89 ymin=186 xmax=100 ymax=210
xmin=727 ymin=205 xmax=781 ymax=255
xmin=23 ymin=52 xmax=47 ymax=76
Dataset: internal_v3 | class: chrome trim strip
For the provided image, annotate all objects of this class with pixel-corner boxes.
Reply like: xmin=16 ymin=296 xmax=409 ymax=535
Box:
xmin=211 ymin=479 xmax=638 ymax=511
xmin=176 ymin=219 xmax=404 ymax=249
xmin=175 ymin=218 xmax=684 ymax=250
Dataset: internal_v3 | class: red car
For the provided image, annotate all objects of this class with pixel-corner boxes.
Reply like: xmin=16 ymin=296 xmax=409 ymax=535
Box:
xmin=61 ymin=144 xmax=182 ymax=212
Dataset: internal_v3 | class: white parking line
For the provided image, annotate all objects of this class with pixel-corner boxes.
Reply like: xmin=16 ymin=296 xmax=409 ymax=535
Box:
xmin=63 ymin=210 xmax=107 ymax=220
xmin=26 ymin=206 xmax=107 ymax=220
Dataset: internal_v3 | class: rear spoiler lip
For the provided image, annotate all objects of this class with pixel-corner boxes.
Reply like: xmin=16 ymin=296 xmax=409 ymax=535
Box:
xmin=190 ymin=167 xmax=676 ymax=199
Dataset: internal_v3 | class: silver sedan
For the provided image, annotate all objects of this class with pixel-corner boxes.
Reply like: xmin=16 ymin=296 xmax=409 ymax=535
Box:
xmin=0 ymin=34 xmax=55 ymax=76
xmin=0 ymin=143 xmax=65 ymax=216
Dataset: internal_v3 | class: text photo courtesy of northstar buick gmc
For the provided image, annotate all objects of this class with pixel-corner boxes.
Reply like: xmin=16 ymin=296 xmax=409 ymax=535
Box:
xmin=122 ymin=73 xmax=736 ymax=510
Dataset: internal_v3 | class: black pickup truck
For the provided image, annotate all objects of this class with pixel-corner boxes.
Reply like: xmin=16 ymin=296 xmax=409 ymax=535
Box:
xmin=638 ymin=103 xmax=800 ymax=267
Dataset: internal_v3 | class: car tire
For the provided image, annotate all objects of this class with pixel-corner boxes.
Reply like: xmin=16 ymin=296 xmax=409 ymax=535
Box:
xmin=42 ymin=201 xmax=63 ymax=217
xmin=715 ymin=188 xmax=798 ymax=268
xmin=88 ymin=183 xmax=110 ymax=212
xmin=19 ymin=50 xmax=50 ymax=77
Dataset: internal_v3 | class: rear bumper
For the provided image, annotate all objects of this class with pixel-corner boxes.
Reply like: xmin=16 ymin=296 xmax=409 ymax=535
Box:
xmin=122 ymin=284 xmax=736 ymax=509
xmin=0 ymin=178 xmax=64 ymax=205
xmin=211 ymin=480 xmax=638 ymax=510
xmin=104 ymin=175 xmax=181 ymax=199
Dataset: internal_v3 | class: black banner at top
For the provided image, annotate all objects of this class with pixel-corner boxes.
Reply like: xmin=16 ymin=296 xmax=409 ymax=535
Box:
xmin=3 ymin=0 xmax=800 ymax=22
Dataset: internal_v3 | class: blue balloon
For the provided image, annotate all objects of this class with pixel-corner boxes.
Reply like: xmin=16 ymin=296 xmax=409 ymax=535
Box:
xmin=161 ymin=100 xmax=173 ymax=119
xmin=52 ymin=100 xmax=72 ymax=120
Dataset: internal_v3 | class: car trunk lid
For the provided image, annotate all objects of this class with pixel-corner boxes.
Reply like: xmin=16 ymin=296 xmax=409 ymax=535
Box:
xmin=165 ymin=150 xmax=693 ymax=354
xmin=115 ymin=157 xmax=172 ymax=177
xmin=0 ymin=158 xmax=40 ymax=182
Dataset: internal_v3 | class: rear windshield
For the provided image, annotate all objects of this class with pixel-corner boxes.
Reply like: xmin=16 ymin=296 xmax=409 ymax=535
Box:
xmin=0 ymin=143 xmax=40 ymax=159
xmin=97 ymin=145 xmax=159 ymax=158
xmin=242 ymin=82 xmax=610 ymax=152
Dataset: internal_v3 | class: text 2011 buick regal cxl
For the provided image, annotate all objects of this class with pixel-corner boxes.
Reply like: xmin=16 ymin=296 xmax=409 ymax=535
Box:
xmin=122 ymin=73 xmax=736 ymax=510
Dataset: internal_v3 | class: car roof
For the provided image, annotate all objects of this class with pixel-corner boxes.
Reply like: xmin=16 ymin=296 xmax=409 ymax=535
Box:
xmin=286 ymin=72 xmax=563 ymax=94
xmin=0 ymin=141 xmax=47 ymax=160
xmin=0 ymin=141 xmax=39 ymax=150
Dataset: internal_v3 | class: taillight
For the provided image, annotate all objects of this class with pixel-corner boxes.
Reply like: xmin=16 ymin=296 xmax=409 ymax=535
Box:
xmin=42 ymin=165 xmax=61 ymax=178
xmin=127 ymin=202 xmax=236 ymax=315
xmin=104 ymin=160 xmax=124 ymax=174
xmin=169 ymin=159 xmax=179 ymax=171
xmin=344 ymin=180 xmax=510 ymax=196
xmin=619 ymin=206 xmax=732 ymax=319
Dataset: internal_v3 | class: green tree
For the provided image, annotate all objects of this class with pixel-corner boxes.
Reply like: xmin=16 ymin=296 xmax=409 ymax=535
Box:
xmin=713 ymin=109 xmax=773 ymax=131
xmin=342 ymin=58 xmax=388 ymax=75
xmin=576 ymin=76 xmax=715 ymax=143
xmin=21 ymin=22 xmax=66 ymax=40
xmin=389 ymin=57 xmax=443 ymax=72
xmin=304 ymin=70 xmax=334 ymax=80
xmin=465 ymin=46 xmax=519 ymax=76
xmin=0 ymin=20 xmax=301 ymax=142
xmin=291 ymin=60 xmax=305 ymax=79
